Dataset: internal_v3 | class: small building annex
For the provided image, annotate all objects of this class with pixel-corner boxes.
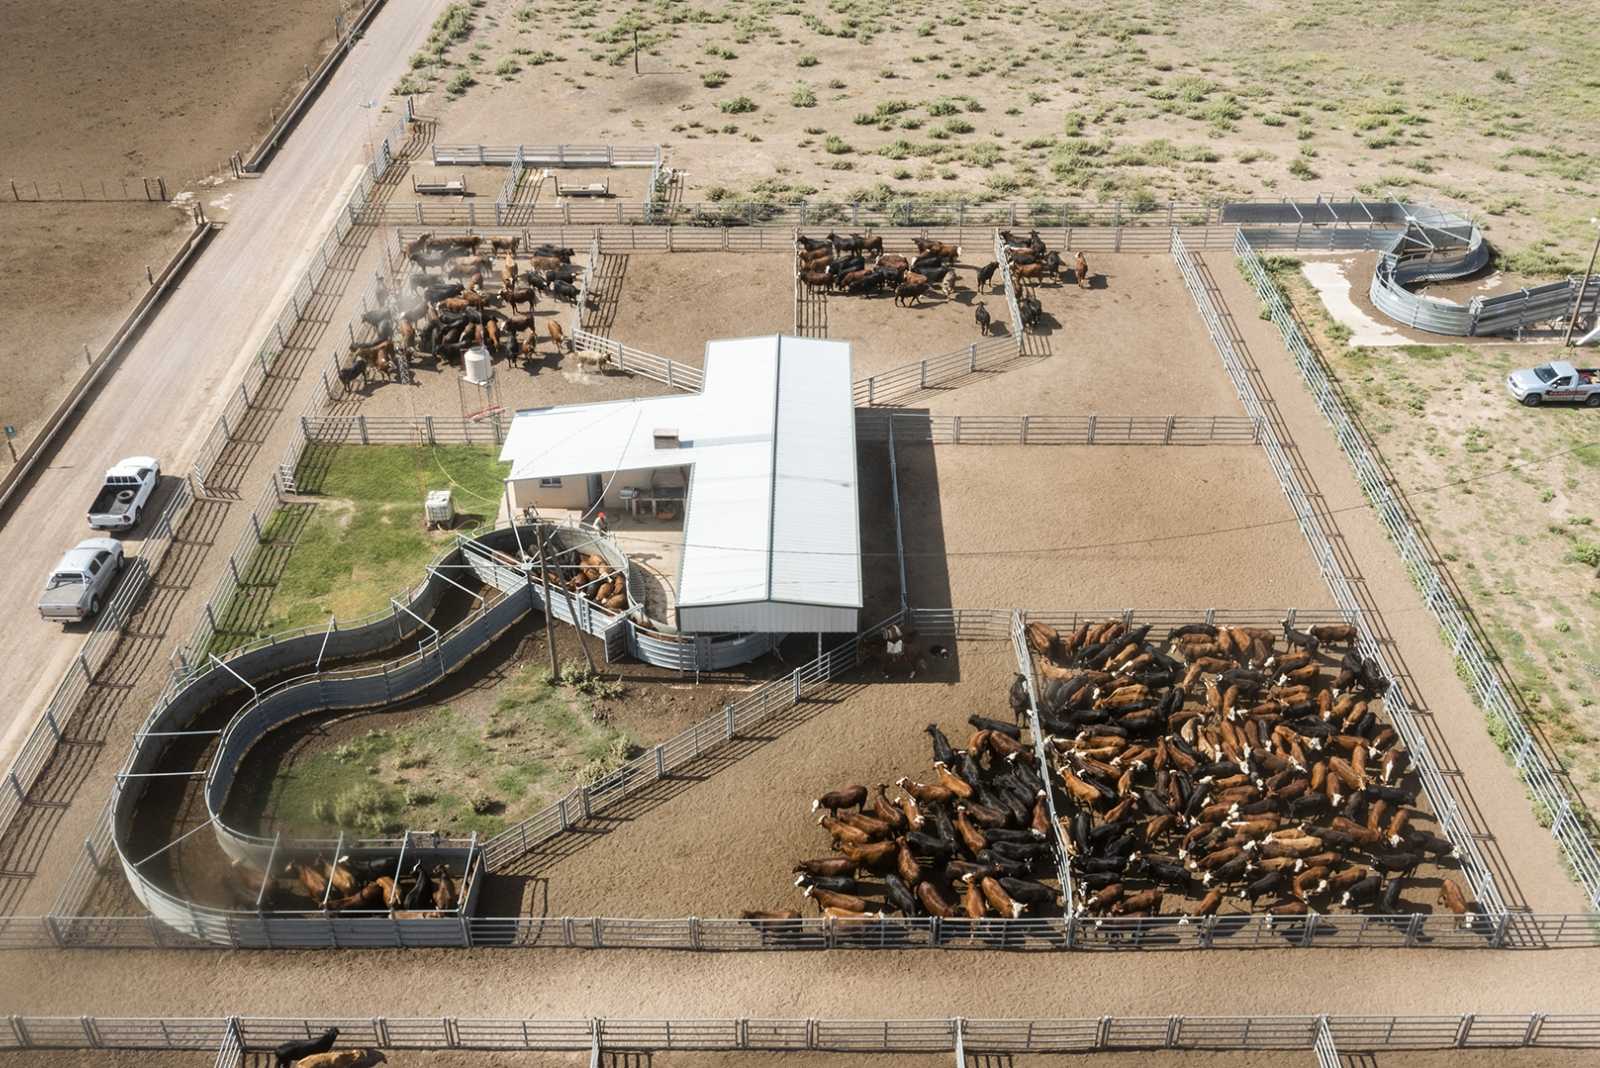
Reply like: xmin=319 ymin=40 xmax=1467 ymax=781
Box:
xmin=500 ymin=335 xmax=862 ymax=635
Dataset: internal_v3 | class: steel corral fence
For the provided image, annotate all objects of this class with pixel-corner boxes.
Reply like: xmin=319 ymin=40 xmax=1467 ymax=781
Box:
xmin=0 ymin=481 xmax=193 ymax=848
xmin=1008 ymin=610 xmax=1077 ymax=921
xmin=1170 ymin=230 xmax=1505 ymax=917
xmin=571 ymin=327 xmax=705 ymax=392
xmin=4 ymin=175 xmax=168 ymax=202
xmin=574 ymin=230 xmax=600 ymax=332
xmin=433 ymin=144 xmax=660 ymax=167
xmin=1234 ymin=229 xmax=1600 ymax=910
xmin=5 ymin=1014 xmax=1599 ymax=1053
xmin=993 ymin=230 xmax=1026 ymax=338
xmin=852 ymin=338 xmax=1020 ymax=407
xmin=855 ymin=411 xmax=1262 ymax=445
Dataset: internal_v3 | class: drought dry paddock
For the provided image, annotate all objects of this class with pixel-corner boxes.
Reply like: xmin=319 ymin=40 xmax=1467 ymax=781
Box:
xmin=919 ymin=254 xmax=1243 ymax=418
xmin=600 ymin=253 xmax=794 ymax=364
xmin=894 ymin=442 xmax=1334 ymax=612
xmin=495 ymin=641 xmax=1023 ymax=918
xmin=0 ymin=204 xmax=190 ymax=454
xmin=0 ymin=0 xmax=361 ymax=180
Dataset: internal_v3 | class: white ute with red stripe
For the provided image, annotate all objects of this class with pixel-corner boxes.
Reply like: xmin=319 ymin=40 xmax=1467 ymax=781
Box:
xmin=1506 ymin=360 xmax=1600 ymax=407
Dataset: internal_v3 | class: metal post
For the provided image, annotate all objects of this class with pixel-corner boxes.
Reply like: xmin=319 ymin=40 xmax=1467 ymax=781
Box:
xmin=1562 ymin=219 xmax=1600 ymax=347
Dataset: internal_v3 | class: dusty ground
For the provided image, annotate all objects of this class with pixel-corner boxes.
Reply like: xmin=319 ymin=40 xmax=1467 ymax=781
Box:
xmin=919 ymin=255 xmax=1244 ymax=417
xmin=0 ymin=0 xmax=359 ymax=181
xmin=600 ymin=253 xmax=794 ymax=364
xmin=896 ymin=442 xmax=1333 ymax=611
xmin=424 ymin=1 xmax=1600 ymax=269
xmin=0 ymin=1054 xmax=214 ymax=1068
xmin=827 ymin=266 xmax=1001 ymax=380
xmin=0 ymin=204 xmax=190 ymax=456
xmin=1279 ymin=268 xmax=1600 ymax=808
xmin=495 ymin=640 xmax=1023 ymax=917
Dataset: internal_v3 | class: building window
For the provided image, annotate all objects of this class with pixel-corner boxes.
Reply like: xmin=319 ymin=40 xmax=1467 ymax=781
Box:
xmin=539 ymin=477 xmax=563 ymax=488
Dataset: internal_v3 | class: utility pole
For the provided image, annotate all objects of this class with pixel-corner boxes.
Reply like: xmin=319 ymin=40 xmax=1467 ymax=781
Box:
xmin=633 ymin=29 xmax=640 ymax=75
xmin=1563 ymin=217 xmax=1600 ymax=348
xmin=534 ymin=523 xmax=562 ymax=679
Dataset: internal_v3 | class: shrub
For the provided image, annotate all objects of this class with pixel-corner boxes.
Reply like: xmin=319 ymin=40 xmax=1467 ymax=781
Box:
xmin=791 ymin=82 xmax=817 ymax=107
xmin=823 ymin=134 xmax=852 ymax=155
xmin=1288 ymin=158 xmax=1318 ymax=179
xmin=333 ymin=785 xmax=400 ymax=835
xmin=702 ymin=69 xmax=730 ymax=88
xmin=445 ymin=70 xmax=476 ymax=97
xmin=719 ymin=95 xmax=757 ymax=114
xmin=495 ymin=57 xmax=520 ymax=76
xmin=944 ymin=117 xmax=975 ymax=134
xmin=927 ymin=98 xmax=960 ymax=116
xmin=797 ymin=54 xmax=818 ymax=67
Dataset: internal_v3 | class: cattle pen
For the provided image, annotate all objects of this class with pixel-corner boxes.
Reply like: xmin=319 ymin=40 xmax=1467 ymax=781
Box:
xmin=4 ymin=1013 xmax=1599 ymax=1065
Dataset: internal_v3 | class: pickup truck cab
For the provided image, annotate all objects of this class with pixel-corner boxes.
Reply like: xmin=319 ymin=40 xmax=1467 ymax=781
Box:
xmin=38 ymin=538 xmax=125 ymax=623
xmin=1506 ymin=361 xmax=1600 ymax=407
xmin=87 ymin=456 xmax=160 ymax=530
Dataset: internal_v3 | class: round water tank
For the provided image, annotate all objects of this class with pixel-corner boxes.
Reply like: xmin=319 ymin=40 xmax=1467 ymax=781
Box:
xmin=462 ymin=346 xmax=493 ymax=385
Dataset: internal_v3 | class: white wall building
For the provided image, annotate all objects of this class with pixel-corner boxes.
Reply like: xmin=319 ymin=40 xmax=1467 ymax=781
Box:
xmin=499 ymin=335 xmax=862 ymax=634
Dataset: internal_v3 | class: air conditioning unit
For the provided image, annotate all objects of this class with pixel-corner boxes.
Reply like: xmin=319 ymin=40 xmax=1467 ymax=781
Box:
xmin=425 ymin=489 xmax=454 ymax=527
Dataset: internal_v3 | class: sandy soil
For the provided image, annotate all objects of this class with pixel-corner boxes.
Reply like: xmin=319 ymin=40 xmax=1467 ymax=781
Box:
xmin=426 ymin=1 xmax=1596 ymax=270
xmin=0 ymin=1055 xmax=214 ymax=1068
xmin=827 ymin=267 xmax=999 ymax=380
xmin=601 ymin=254 xmax=794 ymax=365
xmin=896 ymin=442 xmax=1333 ymax=612
xmin=495 ymin=640 xmax=1023 ymax=917
xmin=918 ymin=255 xmax=1245 ymax=418
xmin=0 ymin=0 xmax=357 ymax=181
xmin=0 ymin=204 xmax=190 ymax=455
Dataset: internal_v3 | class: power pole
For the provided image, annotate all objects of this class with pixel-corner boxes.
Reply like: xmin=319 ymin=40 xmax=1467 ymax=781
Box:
xmin=535 ymin=524 xmax=562 ymax=679
xmin=1563 ymin=217 xmax=1600 ymax=348
xmin=633 ymin=29 xmax=640 ymax=75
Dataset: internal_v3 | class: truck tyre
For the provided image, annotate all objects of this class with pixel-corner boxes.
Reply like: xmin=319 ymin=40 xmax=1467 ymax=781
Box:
xmin=89 ymin=596 xmax=101 ymax=617
xmin=1586 ymin=394 xmax=1600 ymax=408
xmin=1521 ymin=393 xmax=1542 ymax=407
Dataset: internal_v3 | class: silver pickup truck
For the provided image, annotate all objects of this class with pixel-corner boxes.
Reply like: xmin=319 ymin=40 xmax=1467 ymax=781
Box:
xmin=87 ymin=455 xmax=160 ymax=530
xmin=38 ymin=539 xmax=125 ymax=623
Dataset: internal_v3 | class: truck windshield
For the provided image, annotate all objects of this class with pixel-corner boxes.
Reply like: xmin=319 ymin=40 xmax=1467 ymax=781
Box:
xmin=1534 ymin=364 xmax=1557 ymax=383
xmin=46 ymin=572 xmax=81 ymax=589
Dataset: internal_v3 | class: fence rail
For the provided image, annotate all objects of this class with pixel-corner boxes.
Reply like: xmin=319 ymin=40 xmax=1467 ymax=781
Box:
xmin=0 ymin=481 xmax=193 ymax=838
xmin=5 ymin=175 xmax=168 ymax=202
xmin=4 ymin=1014 xmax=1598 ymax=1053
xmin=1234 ymin=230 xmax=1600 ymax=908
xmin=856 ymin=412 xmax=1261 ymax=445
xmin=1171 ymin=230 xmax=1506 ymax=916
xmin=433 ymin=144 xmax=660 ymax=167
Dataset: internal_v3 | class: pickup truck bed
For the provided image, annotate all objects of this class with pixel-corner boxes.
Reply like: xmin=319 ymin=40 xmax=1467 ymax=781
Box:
xmin=89 ymin=484 xmax=141 ymax=522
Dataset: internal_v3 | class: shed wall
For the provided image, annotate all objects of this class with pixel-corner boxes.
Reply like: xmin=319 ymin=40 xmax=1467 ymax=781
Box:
xmin=675 ymin=600 xmax=857 ymax=635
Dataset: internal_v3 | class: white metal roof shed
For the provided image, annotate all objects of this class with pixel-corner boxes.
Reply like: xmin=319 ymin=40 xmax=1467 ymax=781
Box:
xmin=499 ymin=335 xmax=861 ymax=635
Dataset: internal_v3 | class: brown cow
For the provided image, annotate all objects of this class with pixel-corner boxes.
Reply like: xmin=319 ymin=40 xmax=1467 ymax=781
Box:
xmin=546 ymin=319 xmax=566 ymax=354
xmin=894 ymin=281 xmax=930 ymax=307
xmin=913 ymin=238 xmax=960 ymax=261
xmin=1075 ymin=251 xmax=1091 ymax=289
xmin=1013 ymin=262 xmax=1045 ymax=284
xmin=812 ymin=785 xmax=869 ymax=814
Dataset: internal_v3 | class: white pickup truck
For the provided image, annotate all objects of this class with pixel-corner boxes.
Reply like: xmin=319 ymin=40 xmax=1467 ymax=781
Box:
xmin=38 ymin=538 xmax=125 ymax=623
xmin=87 ymin=456 xmax=160 ymax=530
xmin=1506 ymin=360 xmax=1600 ymax=407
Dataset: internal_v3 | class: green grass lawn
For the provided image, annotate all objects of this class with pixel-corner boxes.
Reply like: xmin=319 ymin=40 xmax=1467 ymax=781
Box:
xmin=213 ymin=445 xmax=509 ymax=649
xmin=258 ymin=663 xmax=632 ymax=839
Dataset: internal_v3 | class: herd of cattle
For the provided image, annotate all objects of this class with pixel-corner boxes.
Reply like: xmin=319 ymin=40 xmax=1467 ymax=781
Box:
xmin=743 ymin=717 xmax=1064 ymax=927
xmin=1026 ymin=618 xmax=1479 ymax=923
xmin=340 ymin=234 xmax=592 ymax=386
xmin=544 ymin=548 xmax=629 ymax=613
xmin=795 ymin=229 xmax=1093 ymax=336
xmin=227 ymin=852 xmax=463 ymax=918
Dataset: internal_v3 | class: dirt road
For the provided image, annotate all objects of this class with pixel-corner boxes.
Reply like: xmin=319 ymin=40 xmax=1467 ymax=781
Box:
xmin=0 ymin=1 xmax=450 ymax=773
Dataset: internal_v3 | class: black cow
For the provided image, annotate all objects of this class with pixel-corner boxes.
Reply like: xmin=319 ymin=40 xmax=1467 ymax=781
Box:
xmin=274 ymin=1028 xmax=339 ymax=1068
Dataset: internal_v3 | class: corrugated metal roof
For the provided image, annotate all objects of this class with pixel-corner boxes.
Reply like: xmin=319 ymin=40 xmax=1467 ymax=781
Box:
xmin=499 ymin=335 xmax=861 ymax=620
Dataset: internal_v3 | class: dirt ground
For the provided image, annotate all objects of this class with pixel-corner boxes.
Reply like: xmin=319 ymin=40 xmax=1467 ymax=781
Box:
xmin=895 ymin=442 xmax=1333 ymax=611
xmin=599 ymin=253 xmax=794 ymax=364
xmin=494 ymin=640 xmax=1024 ymax=917
xmin=827 ymin=265 xmax=999 ymax=380
xmin=0 ymin=1054 xmax=214 ymax=1068
xmin=0 ymin=204 xmax=190 ymax=456
xmin=0 ymin=0 xmax=357 ymax=181
xmin=428 ymin=1 xmax=1597 ymax=269
xmin=1280 ymin=270 xmax=1600 ymax=804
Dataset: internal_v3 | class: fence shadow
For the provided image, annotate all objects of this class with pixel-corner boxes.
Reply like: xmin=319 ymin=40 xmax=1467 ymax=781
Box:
xmin=0 ymin=497 xmax=226 ymax=916
xmin=1192 ymin=250 xmax=1527 ymax=912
